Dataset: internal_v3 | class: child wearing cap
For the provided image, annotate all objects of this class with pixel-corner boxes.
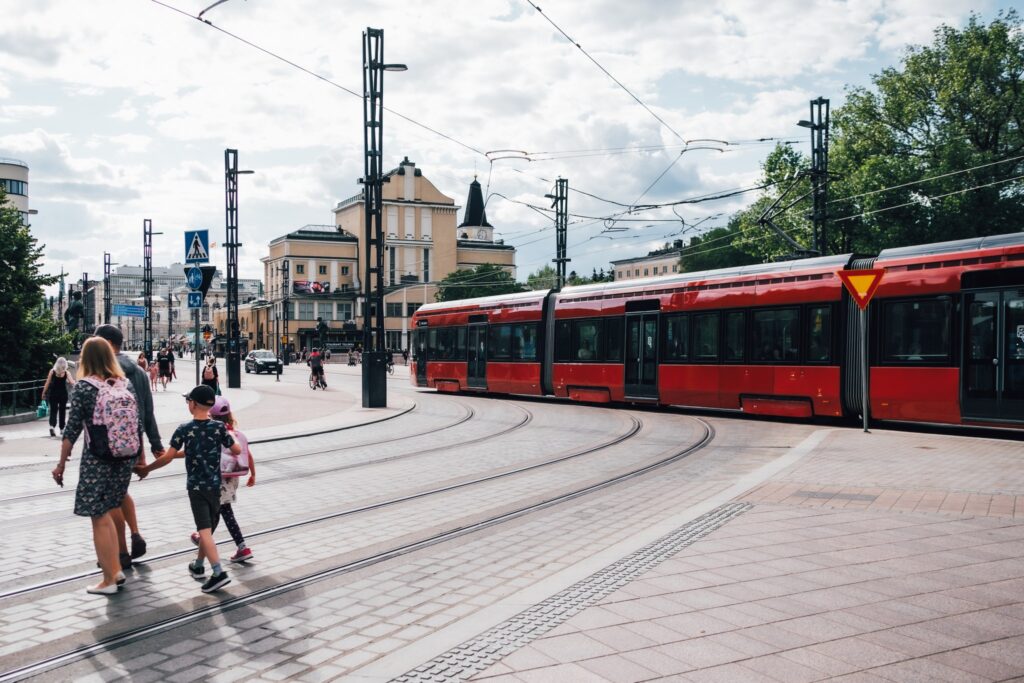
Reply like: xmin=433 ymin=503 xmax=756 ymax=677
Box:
xmin=135 ymin=384 xmax=241 ymax=593
xmin=191 ymin=396 xmax=257 ymax=563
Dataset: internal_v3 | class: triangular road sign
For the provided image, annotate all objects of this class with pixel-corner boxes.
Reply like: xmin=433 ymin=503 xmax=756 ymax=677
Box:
xmin=187 ymin=232 xmax=209 ymax=261
xmin=838 ymin=269 xmax=884 ymax=309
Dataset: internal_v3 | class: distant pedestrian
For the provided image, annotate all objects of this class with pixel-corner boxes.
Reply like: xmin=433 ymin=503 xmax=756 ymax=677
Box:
xmin=51 ymin=336 xmax=143 ymax=595
xmin=136 ymin=385 xmax=240 ymax=593
xmin=168 ymin=350 xmax=177 ymax=381
xmin=96 ymin=324 xmax=164 ymax=567
xmin=192 ymin=397 xmax=256 ymax=563
xmin=202 ymin=358 xmax=219 ymax=395
xmin=402 ymin=348 xmax=409 ymax=365
xmin=147 ymin=353 xmax=159 ymax=392
xmin=42 ymin=357 xmax=76 ymax=437
xmin=157 ymin=348 xmax=173 ymax=391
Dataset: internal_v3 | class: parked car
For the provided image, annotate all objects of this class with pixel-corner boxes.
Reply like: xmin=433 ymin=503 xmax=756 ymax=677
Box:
xmin=245 ymin=349 xmax=282 ymax=374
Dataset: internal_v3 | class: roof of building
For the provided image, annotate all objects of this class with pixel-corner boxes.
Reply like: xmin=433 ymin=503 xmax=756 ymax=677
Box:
xmin=456 ymin=240 xmax=515 ymax=251
xmin=0 ymin=157 xmax=28 ymax=169
xmin=458 ymin=177 xmax=492 ymax=228
xmin=610 ymin=244 xmax=684 ymax=266
xmin=269 ymin=224 xmax=357 ymax=246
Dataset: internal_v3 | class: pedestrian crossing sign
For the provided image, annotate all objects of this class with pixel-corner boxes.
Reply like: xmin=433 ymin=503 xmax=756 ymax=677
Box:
xmin=184 ymin=230 xmax=210 ymax=263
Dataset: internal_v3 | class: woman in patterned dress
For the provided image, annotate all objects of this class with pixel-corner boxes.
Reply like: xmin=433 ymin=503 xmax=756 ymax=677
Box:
xmin=51 ymin=337 xmax=143 ymax=595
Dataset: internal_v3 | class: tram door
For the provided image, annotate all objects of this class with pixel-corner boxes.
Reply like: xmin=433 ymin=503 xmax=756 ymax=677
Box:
xmin=414 ymin=328 xmax=427 ymax=385
xmin=625 ymin=313 xmax=659 ymax=400
xmin=467 ymin=323 xmax=488 ymax=389
xmin=963 ymin=288 xmax=1024 ymax=421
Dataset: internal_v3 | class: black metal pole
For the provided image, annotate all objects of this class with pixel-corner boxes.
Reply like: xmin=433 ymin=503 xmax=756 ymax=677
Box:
xmin=103 ymin=253 xmax=111 ymax=324
xmin=82 ymin=272 xmax=91 ymax=334
xmin=361 ymin=27 xmax=389 ymax=408
xmin=552 ymin=177 xmax=569 ymax=289
xmin=168 ymin=291 xmax=173 ymax=342
xmin=809 ymin=97 xmax=830 ymax=256
xmin=225 ymin=148 xmax=242 ymax=388
xmin=143 ymin=219 xmax=153 ymax=360
xmin=281 ymin=260 xmax=290 ymax=365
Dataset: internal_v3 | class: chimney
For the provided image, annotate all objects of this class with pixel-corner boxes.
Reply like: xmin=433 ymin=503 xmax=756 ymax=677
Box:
xmin=673 ymin=239 xmax=683 ymax=249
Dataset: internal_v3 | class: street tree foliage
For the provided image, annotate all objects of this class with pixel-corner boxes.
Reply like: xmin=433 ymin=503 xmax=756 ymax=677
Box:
xmin=681 ymin=11 xmax=1024 ymax=271
xmin=0 ymin=189 xmax=71 ymax=383
xmin=526 ymin=265 xmax=558 ymax=290
xmin=435 ymin=263 xmax=526 ymax=302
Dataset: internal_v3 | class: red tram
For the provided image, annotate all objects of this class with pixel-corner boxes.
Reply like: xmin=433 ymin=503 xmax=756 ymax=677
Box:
xmin=410 ymin=232 xmax=1024 ymax=429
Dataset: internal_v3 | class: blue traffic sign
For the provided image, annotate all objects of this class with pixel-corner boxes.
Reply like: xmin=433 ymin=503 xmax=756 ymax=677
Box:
xmin=184 ymin=230 xmax=210 ymax=264
xmin=187 ymin=266 xmax=203 ymax=290
xmin=112 ymin=304 xmax=146 ymax=318
xmin=187 ymin=292 xmax=203 ymax=309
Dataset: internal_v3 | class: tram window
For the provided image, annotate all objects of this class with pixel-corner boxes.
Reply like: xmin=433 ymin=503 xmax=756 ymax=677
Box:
xmin=574 ymin=320 xmax=603 ymax=361
xmin=723 ymin=311 xmax=744 ymax=362
xmin=663 ymin=314 xmax=689 ymax=361
xmin=489 ymin=325 xmax=512 ymax=360
xmin=605 ymin=317 xmax=624 ymax=361
xmin=882 ymin=297 xmax=951 ymax=363
xmin=455 ymin=326 xmax=467 ymax=360
xmin=555 ymin=321 xmax=572 ymax=362
xmin=427 ymin=329 xmax=438 ymax=357
xmin=751 ymin=308 xmax=800 ymax=362
xmin=512 ymin=324 xmax=539 ymax=361
xmin=806 ymin=305 xmax=832 ymax=363
xmin=693 ymin=313 xmax=719 ymax=361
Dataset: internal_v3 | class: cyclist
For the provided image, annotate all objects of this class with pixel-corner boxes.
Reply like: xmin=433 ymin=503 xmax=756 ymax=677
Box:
xmin=307 ymin=347 xmax=326 ymax=388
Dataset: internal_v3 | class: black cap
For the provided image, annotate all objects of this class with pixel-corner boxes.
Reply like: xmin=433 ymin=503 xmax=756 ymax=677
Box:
xmin=184 ymin=385 xmax=216 ymax=407
xmin=93 ymin=324 xmax=124 ymax=348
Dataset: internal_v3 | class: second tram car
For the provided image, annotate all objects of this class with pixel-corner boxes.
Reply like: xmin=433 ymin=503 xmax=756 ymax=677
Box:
xmin=410 ymin=232 xmax=1024 ymax=429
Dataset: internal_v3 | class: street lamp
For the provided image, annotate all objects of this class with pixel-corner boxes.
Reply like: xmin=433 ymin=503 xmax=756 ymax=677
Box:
xmin=361 ymin=27 xmax=405 ymax=408
xmin=797 ymin=96 xmax=830 ymax=255
xmin=276 ymin=260 xmax=290 ymax=365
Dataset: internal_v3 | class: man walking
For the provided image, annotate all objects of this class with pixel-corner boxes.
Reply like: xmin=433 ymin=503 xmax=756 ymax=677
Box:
xmin=94 ymin=324 xmax=164 ymax=567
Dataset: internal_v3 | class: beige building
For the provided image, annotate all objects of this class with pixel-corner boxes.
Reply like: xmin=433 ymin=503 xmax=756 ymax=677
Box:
xmin=232 ymin=158 xmax=516 ymax=354
xmin=610 ymin=240 xmax=685 ymax=281
xmin=0 ymin=157 xmax=30 ymax=220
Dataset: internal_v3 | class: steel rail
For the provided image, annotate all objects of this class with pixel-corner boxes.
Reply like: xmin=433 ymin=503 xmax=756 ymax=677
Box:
xmin=0 ymin=416 xmax=711 ymax=683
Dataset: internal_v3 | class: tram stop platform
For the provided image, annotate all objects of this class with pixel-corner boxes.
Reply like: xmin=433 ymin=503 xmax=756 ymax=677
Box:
xmin=0 ymin=368 xmax=1022 ymax=683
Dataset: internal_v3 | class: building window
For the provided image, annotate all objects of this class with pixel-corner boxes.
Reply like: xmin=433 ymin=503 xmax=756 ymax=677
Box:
xmin=341 ymin=265 xmax=349 ymax=276
xmin=423 ymin=248 xmax=430 ymax=282
xmin=338 ymin=303 xmax=353 ymax=321
xmin=0 ymin=179 xmax=27 ymax=195
xmin=317 ymin=303 xmax=333 ymax=321
xmin=296 ymin=264 xmax=305 ymax=275
xmin=422 ymin=209 xmax=432 ymax=240
xmin=643 ymin=268 xmax=649 ymax=276
xmin=318 ymin=265 xmax=327 ymax=275
xmin=386 ymin=303 xmax=403 ymax=317
xmin=387 ymin=206 xmax=398 ymax=237
xmin=662 ymin=266 xmax=668 ymax=273
xmin=404 ymin=208 xmax=415 ymax=238
xmin=406 ymin=303 xmax=421 ymax=317
xmin=298 ymin=301 xmax=314 ymax=320
xmin=389 ymin=247 xmax=396 ymax=285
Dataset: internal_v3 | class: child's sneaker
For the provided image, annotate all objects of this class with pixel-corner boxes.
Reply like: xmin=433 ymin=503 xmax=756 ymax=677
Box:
xmin=188 ymin=561 xmax=205 ymax=579
xmin=229 ymin=547 xmax=253 ymax=563
xmin=201 ymin=572 xmax=231 ymax=593
xmin=190 ymin=532 xmax=200 ymax=547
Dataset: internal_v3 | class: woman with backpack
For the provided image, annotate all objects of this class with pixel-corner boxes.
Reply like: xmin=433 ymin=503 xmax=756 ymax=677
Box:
xmin=51 ymin=337 xmax=143 ymax=595
xmin=202 ymin=357 xmax=219 ymax=395
xmin=42 ymin=357 xmax=76 ymax=437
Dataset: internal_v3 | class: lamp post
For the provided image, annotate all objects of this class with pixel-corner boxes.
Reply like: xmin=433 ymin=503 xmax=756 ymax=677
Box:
xmin=277 ymin=260 xmax=290 ymax=365
xmin=143 ymin=219 xmax=163 ymax=361
xmin=797 ymin=97 xmax=830 ymax=255
xmin=360 ymin=26 xmax=406 ymax=408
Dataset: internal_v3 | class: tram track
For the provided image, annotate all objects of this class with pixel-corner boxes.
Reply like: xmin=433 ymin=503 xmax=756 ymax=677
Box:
xmin=0 ymin=399 xmax=536 ymax=598
xmin=0 ymin=400 xmax=483 ymax=505
xmin=0 ymin=415 xmax=713 ymax=683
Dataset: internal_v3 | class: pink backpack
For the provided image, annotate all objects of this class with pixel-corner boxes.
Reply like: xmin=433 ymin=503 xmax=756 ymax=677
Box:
xmin=82 ymin=377 xmax=141 ymax=460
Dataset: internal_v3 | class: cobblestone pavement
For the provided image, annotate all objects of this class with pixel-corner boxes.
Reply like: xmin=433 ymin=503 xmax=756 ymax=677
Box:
xmin=3 ymin=373 xmax=1022 ymax=683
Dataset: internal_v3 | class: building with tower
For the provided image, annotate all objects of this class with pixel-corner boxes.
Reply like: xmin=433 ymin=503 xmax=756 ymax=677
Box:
xmin=0 ymin=157 xmax=31 ymax=222
xmin=233 ymin=158 xmax=517 ymax=354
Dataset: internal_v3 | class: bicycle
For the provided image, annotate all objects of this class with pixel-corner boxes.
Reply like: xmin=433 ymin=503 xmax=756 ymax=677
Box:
xmin=309 ymin=371 xmax=327 ymax=390
xmin=386 ymin=360 xmax=395 ymax=375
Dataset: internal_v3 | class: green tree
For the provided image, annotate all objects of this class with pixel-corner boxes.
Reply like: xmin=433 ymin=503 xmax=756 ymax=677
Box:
xmin=679 ymin=219 xmax=761 ymax=273
xmin=830 ymin=10 xmax=1024 ymax=252
xmin=526 ymin=264 xmax=558 ymax=290
xmin=435 ymin=263 xmax=526 ymax=302
xmin=0 ymin=189 xmax=71 ymax=384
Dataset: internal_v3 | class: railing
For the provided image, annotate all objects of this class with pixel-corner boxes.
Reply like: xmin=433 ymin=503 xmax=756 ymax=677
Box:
xmin=0 ymin=379 xmax=46 ymax=418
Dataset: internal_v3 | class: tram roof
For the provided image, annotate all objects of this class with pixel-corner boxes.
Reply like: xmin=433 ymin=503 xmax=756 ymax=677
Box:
xmin=417 ymin=287 xmax=550 ymax=314
xmin=877 ymin=231 xmax=1024 ymax=260
xmin=559 ymin=253 xmax=853 ymax=298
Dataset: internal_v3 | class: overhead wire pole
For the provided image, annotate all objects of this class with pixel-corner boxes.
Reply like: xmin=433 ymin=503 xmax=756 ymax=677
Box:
xmin=143 ymin=219 xmax=154 ymax=360
xmin=224 ymin=148 xmax=252 ymax=389
xmin=103 ymin=253 xmax=112 ymax=324
xmin=547 ymin=178 xmax=569 ymax=288
xmin=360 ymin=27 xmax=405 ymax=408
xmin=799 ymin=97 xmax=830 ymax=254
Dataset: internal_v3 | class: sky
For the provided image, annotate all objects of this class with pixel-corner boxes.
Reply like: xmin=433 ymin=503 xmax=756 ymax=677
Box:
xmin=0 ymin=0 xmax=1012 ymax=292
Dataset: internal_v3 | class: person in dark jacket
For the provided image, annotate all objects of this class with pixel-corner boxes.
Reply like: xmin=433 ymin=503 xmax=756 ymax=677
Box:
xmin=94 ymin=325 xmax=164 ymax=566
